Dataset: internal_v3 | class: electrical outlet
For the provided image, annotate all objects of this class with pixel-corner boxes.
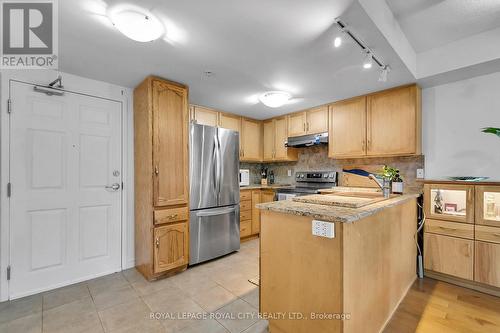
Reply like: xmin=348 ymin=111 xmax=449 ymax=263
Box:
xmin=312 ymin=220 xmax=335 ymax=238
xmin=416 ymin=169 xmax=425 ymax=179
xmin=287 ymin=169 xmax=292 ymax=177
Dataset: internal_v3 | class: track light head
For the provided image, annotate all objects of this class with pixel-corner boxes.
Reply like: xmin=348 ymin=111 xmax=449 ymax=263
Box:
xmin=378 ymin=66 xmax=390 ymax=82
xmin=363 ymin=52 xmax=373 ymax=69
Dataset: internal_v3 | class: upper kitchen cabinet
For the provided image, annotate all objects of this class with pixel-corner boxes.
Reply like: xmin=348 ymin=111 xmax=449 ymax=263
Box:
xmin=328 ymin=84 xmax=421 ymax=159
xmin=241 ymin=118 xmax=263 ymax=161
xmin=263 ymin=117 xmax=298 ymax=162
xmin=287 ymin=106 xmax=329 ymax=137
xmin=152 ymin=80 xmax=189 ymax=207
xmin=287 ymin=112 xmax=307 ymax=137
xmin=191 ymin=105 xmax=219 ymax=127
xmin=328 ymin=96 xmax=367 ymax=158
xmin=306 ymin=106 xmax=329 ymax=134
xmin=366 ymin=85 xmax=421 ymax=156
xmin=219 ymin=113 xmax=241 ymax=133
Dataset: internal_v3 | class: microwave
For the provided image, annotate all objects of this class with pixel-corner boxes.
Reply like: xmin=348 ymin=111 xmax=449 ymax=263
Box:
xmin=239 ymin=169 xmax=250 ymax=186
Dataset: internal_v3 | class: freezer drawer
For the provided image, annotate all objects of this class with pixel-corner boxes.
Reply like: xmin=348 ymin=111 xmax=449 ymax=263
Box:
xmin=189 ymin=205 xmax=240 ymax=265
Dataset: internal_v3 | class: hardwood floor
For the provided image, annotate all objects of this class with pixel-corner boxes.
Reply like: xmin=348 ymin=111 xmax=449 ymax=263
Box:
xmin=384 ymin=278 xmax=500 ymax=333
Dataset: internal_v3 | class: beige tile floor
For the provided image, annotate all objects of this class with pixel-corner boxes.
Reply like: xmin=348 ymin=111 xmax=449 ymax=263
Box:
xmin=0 ymin=239 xmax=267 ymax=333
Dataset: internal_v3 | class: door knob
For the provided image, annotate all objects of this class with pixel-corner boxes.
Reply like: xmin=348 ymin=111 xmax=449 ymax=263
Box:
xmin=105 ymin=183 xmax=121 ymax=191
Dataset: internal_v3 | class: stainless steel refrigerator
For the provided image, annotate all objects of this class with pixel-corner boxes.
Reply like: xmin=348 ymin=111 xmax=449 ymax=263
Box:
xmin=189 ymin=123 xmax=240 ymax=265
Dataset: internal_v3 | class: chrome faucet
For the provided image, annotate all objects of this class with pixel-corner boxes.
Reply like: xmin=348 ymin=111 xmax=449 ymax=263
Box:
xmin=368 ymin=174 xmax=391 ymax=198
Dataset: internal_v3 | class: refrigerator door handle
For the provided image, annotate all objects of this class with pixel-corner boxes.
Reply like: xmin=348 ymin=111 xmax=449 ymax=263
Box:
xmin=195 ymin=206 xmax=236 ymax=217
xmin=212 ymin=135 xmax=218 ymax=196
xmin=215 ymin=132 xmax=222 ymax=203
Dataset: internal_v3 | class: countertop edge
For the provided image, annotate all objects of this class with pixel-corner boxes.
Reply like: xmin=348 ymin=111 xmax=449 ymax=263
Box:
xmin=256 ymin=194 xmax=419 ymax=223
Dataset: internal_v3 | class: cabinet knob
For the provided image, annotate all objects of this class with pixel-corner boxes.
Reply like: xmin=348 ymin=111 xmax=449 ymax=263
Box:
xmin=155 ymin=166 xmax=159 ymax=175
xmin=155 ymin=237 xmax=160 ymax=248
xmin=168 ymin=214 xmax=178 ymax=220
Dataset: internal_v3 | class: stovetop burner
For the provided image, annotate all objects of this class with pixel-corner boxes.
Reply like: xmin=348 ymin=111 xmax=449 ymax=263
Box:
xmin=276 ymin=171 xmax=338 ymax=195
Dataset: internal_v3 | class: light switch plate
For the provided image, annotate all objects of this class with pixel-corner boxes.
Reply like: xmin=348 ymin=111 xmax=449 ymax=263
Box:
xmin=416 ymin=169 xmax=425 ymax=179
xmin=287 ymin=169 xmax=292 ymax=177
xmin=312 ymin=220 xmax=335 ymax=238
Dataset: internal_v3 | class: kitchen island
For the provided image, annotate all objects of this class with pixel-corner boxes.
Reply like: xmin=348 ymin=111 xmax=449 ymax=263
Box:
xmin=257 ymin=191 xmax=419 ymax=333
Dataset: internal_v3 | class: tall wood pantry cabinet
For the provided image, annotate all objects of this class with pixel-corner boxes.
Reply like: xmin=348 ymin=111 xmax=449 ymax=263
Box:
xmin=134 ymin=76 xmax=190 ymax=280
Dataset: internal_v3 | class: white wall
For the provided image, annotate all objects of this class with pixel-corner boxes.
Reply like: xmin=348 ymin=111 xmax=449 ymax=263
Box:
xmin=423 ymin=71 xmax=500 ymax=179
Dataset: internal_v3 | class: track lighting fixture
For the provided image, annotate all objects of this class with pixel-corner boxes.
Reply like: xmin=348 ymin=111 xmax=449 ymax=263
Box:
xmin=334 ymin=18 xmax=390 ymax=81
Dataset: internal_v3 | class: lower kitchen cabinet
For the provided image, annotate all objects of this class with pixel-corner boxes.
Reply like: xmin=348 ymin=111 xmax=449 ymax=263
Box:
xmin=239 ymin=189 xmax=275 ymax=239
xmin=475 ymin=240 xmax=500 ymax=288
xmin=261 ymin=190 xmax=276 ymax=203
xmin=251 ymin=190 xmax=261 ymax=234
xmin=424 ymin=233 xmax=473 ymax=280
xmin=153 ymin=223 xmax=189 ymax=274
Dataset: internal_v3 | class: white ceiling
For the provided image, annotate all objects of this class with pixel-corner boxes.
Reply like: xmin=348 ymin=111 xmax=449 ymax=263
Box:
xmin=386 ymin=0 xmax=500 ymax=52
xmin=59 ymin=0 xmax=415 ymax=119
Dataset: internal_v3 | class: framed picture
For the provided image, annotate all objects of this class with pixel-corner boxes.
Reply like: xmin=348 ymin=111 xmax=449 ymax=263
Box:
xmin=444 ymin=203 xmax=457 ymax=212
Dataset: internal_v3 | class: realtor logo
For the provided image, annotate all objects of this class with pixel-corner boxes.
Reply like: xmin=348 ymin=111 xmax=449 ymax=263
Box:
xmin=1 ymin=0 xmax=58 ymax=68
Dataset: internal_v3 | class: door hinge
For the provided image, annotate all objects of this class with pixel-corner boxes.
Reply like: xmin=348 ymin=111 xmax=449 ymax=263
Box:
xmin=7 ymin=99 xmax=12 ymax=114
xmin=7 ymin=266 xmax=11 ymax=280
xmin=121 ymin=182 xmax=124 ymax=189
xmin=7 ymin=183 xmax=11 ymax=197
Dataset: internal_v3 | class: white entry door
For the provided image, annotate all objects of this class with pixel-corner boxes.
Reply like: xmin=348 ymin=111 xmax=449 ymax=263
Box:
xmin=9 ymin=81 xmax=123 ymax=299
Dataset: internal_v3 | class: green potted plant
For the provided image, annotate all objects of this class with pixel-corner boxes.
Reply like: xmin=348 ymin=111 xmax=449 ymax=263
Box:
xmin=482 ymin=127 xmax=500 ymax=138
xmin=380 ymin=165 xmax=404 ymax=194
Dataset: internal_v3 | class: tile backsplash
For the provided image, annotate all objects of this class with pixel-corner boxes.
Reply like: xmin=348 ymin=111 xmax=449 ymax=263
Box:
xmin=241 ymin=146 xmax=425 ymax=193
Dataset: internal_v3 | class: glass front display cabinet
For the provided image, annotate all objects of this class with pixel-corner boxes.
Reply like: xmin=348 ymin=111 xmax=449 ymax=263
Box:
xmin=476 ymin=186 xmax=500 ymax=227
xmin=424 ymin=184 xmax=474 ymax=224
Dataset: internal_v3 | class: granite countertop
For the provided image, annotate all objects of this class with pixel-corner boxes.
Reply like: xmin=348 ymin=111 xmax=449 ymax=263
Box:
xmin=240 ymin=184 xmax=292 ymax=190
xmin=256 ymin=193 xmax=419 ymax=223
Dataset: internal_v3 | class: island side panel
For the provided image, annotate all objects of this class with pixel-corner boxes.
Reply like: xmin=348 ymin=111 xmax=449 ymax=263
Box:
xmin=342 ymin=199 xmax=417 ymax=333
xmin=260 ymin=210 xmax=344 ymax=333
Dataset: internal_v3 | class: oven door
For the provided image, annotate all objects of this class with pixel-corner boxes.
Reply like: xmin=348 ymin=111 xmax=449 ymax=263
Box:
xmin=278 ymin=193 xmax=298 ymax=201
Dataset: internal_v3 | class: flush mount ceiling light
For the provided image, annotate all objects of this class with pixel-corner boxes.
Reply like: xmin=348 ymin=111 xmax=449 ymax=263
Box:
xmin=334 ymin=18 xmax=390 ymax=80
xmin=259 ymin=91 xmax=292 ymax=108
xmin=108 ymin=6 xmax=164 ymax=42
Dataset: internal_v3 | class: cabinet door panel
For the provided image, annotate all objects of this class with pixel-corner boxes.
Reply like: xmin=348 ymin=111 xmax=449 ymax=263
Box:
xmin=287 ymin=112 xmax=306 ymax=137
xmin=263 ymin=120 xmax=275 ymax=161
xmin=423 ymin=184 xmax=474 ymax=224
xmin=193 ymin=106 xmax=218 ymax=127
xmin=274 ymin=117 xmax=289 ymax=160
xmin=241 ymin=119 xmax=262 ymax=161
xmin=475 ymin=241 xmax=500 ymax=288
xmin=252 ymin=190 xmax=261 ymax=234
xmin=153 ymin=80 xmax=189 ymax=207
xmin=367 ymin=86 xmax=417 ymax=156
xmin=219 ymin=113 xmax=241 ymax=133
xmin=306 ymin=106 xmax=328 ymax=134
xmin=329 ymin=97 xmax=366 ymax=158
xmin=154 ymin=223 xmax=188 ymax=273
xmin=475 ymin=186 xmax=500 ymax=227
xmin=261 ymin=191 xmax=275 ymax=203
xmin=424 ymin=233 xmax=473 ymax=280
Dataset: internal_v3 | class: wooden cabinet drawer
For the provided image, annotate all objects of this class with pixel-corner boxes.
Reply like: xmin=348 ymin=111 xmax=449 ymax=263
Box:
xmin=475 ymin=241 xmax=500 ymax=288
xmin=241 ymin=209 xmax=252 ymax=221
xmin=475 ymin=225 xmax=500 ymax=244
xmin=240 ymin=191 xmax=252 ymax=201
xmin=241 ymin=200 xmax=252 ymax=211
xmin=240 ymin=220 xmax=251 ymax=238
xmin=425 ymin=219 xmax=474 ymax=239
xmin=424 ymin=233 xmax=473 ymax=280
xmin=154 ymin=207 xmax=189 ymax=225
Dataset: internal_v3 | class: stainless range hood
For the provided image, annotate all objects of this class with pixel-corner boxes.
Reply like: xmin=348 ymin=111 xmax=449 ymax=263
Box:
xmin=285 ymin=132 xmax=328 ymax=148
